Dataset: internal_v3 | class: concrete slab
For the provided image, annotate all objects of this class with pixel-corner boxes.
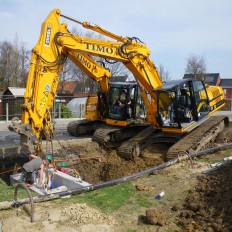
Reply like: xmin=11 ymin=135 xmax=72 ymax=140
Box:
xmin=10 ymin=169 xmax=91 ymax=195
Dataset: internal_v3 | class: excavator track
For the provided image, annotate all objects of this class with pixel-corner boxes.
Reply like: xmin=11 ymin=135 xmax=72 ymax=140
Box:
xmin=92 ymin=127 xmax=121 ymax=145
xmin=116 ymin=127 xmax=183 ymax=160
xmin=67 ymin=120 xmax=104 ymax=136
xmin=116 ymin=125 xmax=156 ymax=160
xmin=166 ymin=115 xmax=229 ymax=160
xmin=92 ymin=124 xmax=150 ymax=148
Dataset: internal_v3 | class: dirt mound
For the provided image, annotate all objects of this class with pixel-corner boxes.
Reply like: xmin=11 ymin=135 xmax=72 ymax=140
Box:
xmin=0 ymin=203 xmax=117 ymax=232
xmin=177 ymin=162 xmax=232 ymax=231
xmin=142 ymin=208 xmax=165 ymax=226
xmin=61 ymin=203 xmax=116 ymax=226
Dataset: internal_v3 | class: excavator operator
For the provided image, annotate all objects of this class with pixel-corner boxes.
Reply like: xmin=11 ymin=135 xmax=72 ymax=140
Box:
xmin=116 ymin=89 xmax=132 ymax=117
xmin=177 ymin=85 xmax=192 ymax=123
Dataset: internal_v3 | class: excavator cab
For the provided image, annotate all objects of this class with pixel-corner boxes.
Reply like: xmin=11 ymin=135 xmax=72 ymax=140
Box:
xmin=107 ymin=82 xmax=142 ymax=121
xmin=157 ymin=79 xmax=211 ymax=130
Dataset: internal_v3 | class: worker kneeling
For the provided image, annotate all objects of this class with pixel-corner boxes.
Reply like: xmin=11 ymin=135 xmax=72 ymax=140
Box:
xmin=22 ymin=154 xmax=52 ymax=188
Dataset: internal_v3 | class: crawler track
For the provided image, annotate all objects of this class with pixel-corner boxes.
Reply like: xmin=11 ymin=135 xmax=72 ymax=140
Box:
xmin=116 ymin=126 xmax=156 ymax=160
xmin=67 ymin=120 xmax=104 ymax=136
xmin=92 ymin=124 xmax=150 ymax=148
xmin=166 ymin=116 xmax=229 ymax=160
xmin=92 ymin=127 xmax=121 ymax=146
xmin=116 ymin=128 xmax=183 ymax=160
xmin=116 ymin=116 xmax=229 ymax=161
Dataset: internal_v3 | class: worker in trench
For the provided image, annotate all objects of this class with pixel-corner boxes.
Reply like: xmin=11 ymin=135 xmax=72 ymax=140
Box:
xmin=21 ymin=154 xmax=53 ymax=188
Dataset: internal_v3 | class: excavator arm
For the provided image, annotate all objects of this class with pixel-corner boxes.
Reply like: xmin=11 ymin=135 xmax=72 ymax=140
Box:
xmin=9 ymin=9 xmax=111 ymax=149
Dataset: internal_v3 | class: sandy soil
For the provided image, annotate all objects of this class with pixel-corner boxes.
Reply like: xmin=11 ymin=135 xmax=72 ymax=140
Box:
xmin=0 ymin=126 xmax=232 ymax=231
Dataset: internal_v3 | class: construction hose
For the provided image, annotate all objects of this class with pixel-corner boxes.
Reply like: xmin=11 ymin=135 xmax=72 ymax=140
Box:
xmin=13 ymin=183 xmax=35 ymax=223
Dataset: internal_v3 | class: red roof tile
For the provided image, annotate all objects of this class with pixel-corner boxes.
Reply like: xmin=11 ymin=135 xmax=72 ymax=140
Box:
xmin=57 ymin=81 xmax=77 ymax=94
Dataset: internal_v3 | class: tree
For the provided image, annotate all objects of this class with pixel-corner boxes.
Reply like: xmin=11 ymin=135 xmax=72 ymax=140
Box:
xmin=0 ymin=38 xmax=29 ymax=90
xmin=185 ymin=54 xmax=207 ymax=79
xmin=158 ymin=64 xmax=171 ymax=82
xmin=18 ymin=43 xmax=30 ymax=87
xmin=0 ymin=41 xmax=12 ymax=89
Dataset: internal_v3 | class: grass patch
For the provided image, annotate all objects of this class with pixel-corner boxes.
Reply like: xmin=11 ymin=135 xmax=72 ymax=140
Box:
xmin=166 ymin=229 xmax=177 ymax=232
xmin=1 ymin=178 xmax=152 ymax=213
xmin=68 ymin=181 xmax=134 ymax=213
xmin=0 ymin=179 xmax=15 ymax=202
xmin=0 ymin=179 xmax=39 ymax=202
xmin=223 ymin=148 xmax=232 ymax=157
xmin=58 ymin=181 xmax=154 ymax=213
xmin=195 ymin=156 xmax=214 ymax=164
xmin=133 ymin=193 xmax=153 ymax=208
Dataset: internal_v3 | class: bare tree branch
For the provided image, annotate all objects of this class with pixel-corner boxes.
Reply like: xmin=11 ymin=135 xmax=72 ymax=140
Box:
xmin=158 ymin=64 xmax=171 ymax=82
xmin=0 ymin=39 xmax=29 ymax=90
xmin=185 ymin=54 xmax=207 ymax=79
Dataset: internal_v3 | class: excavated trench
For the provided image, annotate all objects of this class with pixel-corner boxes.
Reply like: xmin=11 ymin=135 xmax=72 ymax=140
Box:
xmin=51 ymin=142 xmax=169 ymax=184
xmin=0 ymin=156 xmax=29 ymax=184
xmin=0 ymin=142 xmax=169 ymax=185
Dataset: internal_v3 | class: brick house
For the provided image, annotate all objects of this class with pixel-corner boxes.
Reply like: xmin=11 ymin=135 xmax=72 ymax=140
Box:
xmin=220 ymin=79 xmax=232 ymax=99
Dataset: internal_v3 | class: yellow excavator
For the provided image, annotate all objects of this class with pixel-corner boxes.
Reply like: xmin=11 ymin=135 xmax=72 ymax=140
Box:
xmin=9 ymin=9 xmax=228 ymax=160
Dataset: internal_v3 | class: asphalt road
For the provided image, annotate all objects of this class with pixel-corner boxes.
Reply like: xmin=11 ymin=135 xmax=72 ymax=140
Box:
xmin=0 ymin=118 xmax=81 ymax=144
xmin=0 ymin=111 xmax=231 ymax=145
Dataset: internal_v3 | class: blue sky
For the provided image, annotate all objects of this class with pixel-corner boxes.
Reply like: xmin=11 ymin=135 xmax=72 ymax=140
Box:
xmin=0 ymin=0 xmax=232 ymax=79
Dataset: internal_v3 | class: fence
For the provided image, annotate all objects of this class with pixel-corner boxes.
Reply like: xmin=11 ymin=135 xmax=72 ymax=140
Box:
xmin=52 ymin=96 xmax=85 ymax=119
xmin=0 ymin=95 xmax=85 ymax=122
xmin=0 ymin=95 xmax=231 ymax=122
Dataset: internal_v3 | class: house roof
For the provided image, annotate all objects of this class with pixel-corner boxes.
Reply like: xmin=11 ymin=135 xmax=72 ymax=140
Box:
xmin=57 ymin=81 xmax=78 ymax=94
xmin=57 ymin=76 xmax=128 ymax=94
xmin=220 ymin=79 xmax=232 ymax=88
xmin=204 ymin=73 xmax=220 ymax=85
xmin=3 ymin=87 xmax=26 ymax=97
xmin=183 ymin=73 xmax=220 ymax=86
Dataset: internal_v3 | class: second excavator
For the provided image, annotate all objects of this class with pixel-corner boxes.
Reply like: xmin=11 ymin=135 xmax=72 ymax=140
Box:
xmin=9 ymin=9 xmax=229 ymax=160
